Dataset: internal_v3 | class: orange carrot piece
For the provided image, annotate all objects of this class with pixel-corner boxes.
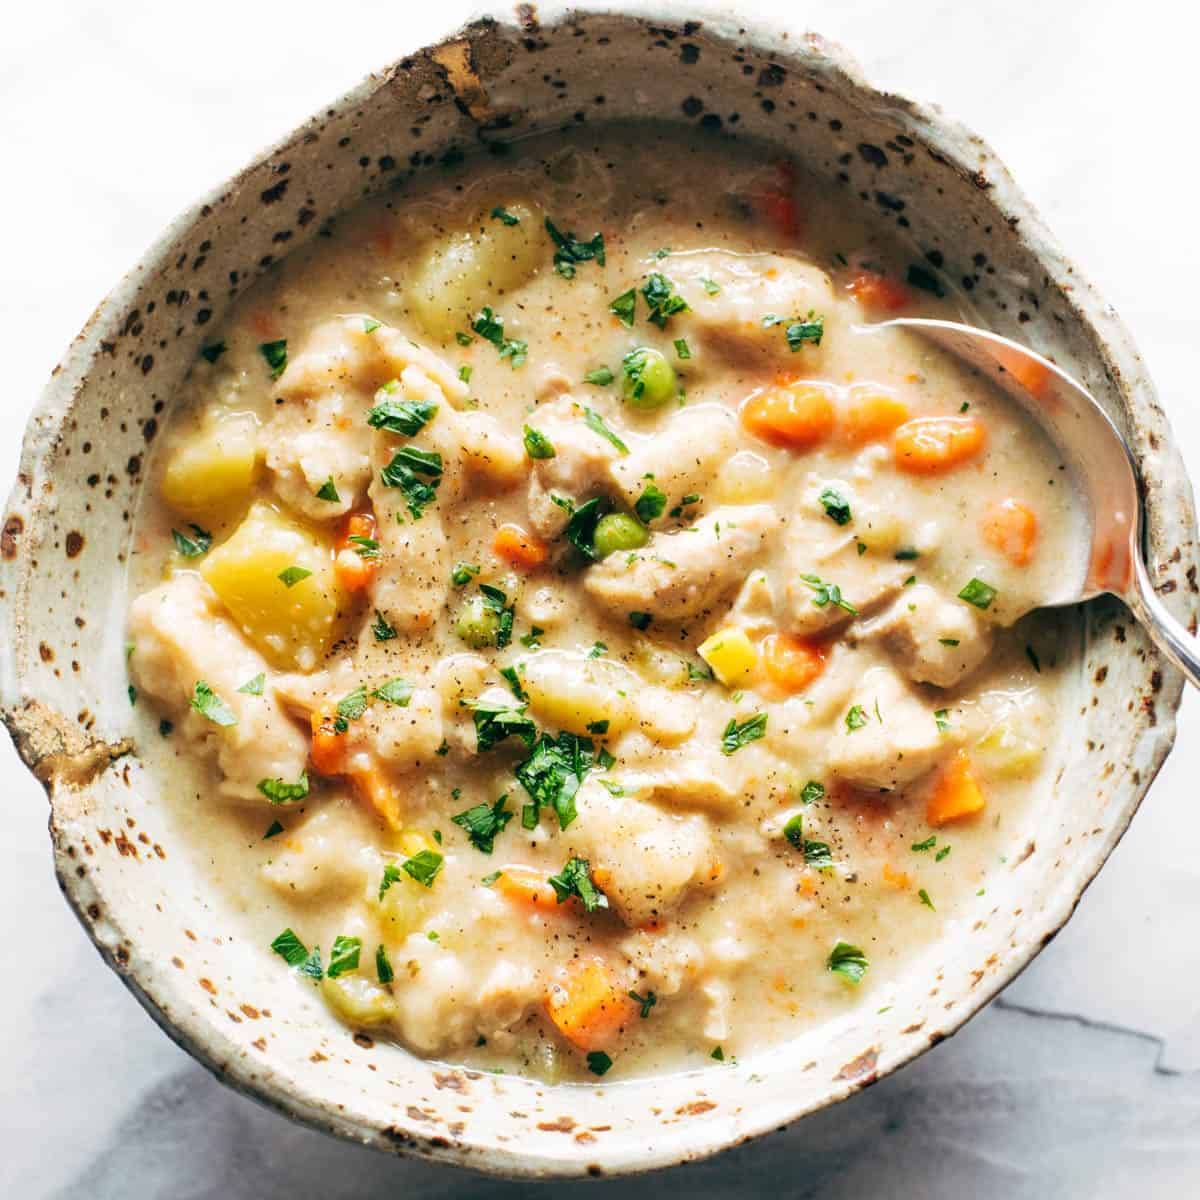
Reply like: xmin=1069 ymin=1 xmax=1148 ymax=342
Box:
xmin=846 ymin=269 xmax=912 ymax=313
xmin=842 ymin=387 xmax=910 ymax=444
xmin=492 ymin=523 xmax=549 ymax=570
xmin=335 ymin=511 xmax=379 ymax=593
xmin=882 ymin=863 xmax=913 ymax=890
xmin=740 ymin=381 xmax=836 ymax=451
xmin=351 ymin=767 xmax=400 ymax=828
xmin=893 ymin=415 xmax=986 ymax=474
xmin=544 ymin=958 xmax=637 ymax=1052
xmin=493 ymin=865 xmax=562 ymax=911
xmin=761 ymin=633 xmax=826 ymax=694
xmin=310 ymin=708 xmax=346 ymax=776
xmin=982 ymin=497 xmax=1038 ymax=566
xmin=926 ymin=751 xmax=986 ymax=827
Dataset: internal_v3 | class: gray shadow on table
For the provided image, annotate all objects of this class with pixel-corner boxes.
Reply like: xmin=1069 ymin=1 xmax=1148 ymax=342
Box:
xmin=51 ymin=1001 xmax=1199 ymax=1200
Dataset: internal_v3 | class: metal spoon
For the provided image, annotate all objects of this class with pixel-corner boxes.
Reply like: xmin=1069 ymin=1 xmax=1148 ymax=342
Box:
xmin=884 ymin=317 xmax=1200 ymax=688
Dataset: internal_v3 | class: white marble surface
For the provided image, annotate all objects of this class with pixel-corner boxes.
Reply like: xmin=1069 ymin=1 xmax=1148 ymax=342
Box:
xmin=3 ymin=1 xmax=1199 ymax=1195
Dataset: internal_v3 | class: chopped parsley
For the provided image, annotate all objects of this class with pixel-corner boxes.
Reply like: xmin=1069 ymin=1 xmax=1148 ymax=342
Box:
xmin=470 ymin=701 xmax=537 ymax=753
xmin=938 ymin=637 xmax=960 ymax=647
xmin=516 ymin=731 xmax=596 ymax=830
xmin=845 ymin=705 xmax=869 ymax=731
xmin=380 ymin=445 xmax=443 ymax=519
xmin=336 ymin=685 xmax=369 ymax=726
xmin=372 ymin=610 xmax=397 ymax=641
xmin=323 ymin=935 xmax=361 ymax=980
xmin=128 ymin=685 xmax=137 ymax=706
xmin=479 ymin=583 xmax=515 ymax=649
xmin=700 ymin=277 xmax=721 ymax=296
xmin=238 ymin=673 xmax=266 ymax=696
xmin=721 ymin=712 xmax=768 ymax=755
xmin=934 ymin=708 xmax=952 ymax=733
xmin=894 ymin=546 xmax=919 ymax=561
xmin=451 ymin=561 xmax=480 ymax=586
xmin=257 ymin=771 xmax=310 ymax=804
xmin=687 ymin=659 xmax=714 ymax=682
xmin=258 ymin=339 xmax=288 ymax=380
xmin=783 ymin=812 xmax=833 ymax=868
xmin=375 ymin=944 xmax=394 ymax=984
xmin=918 ymin=888 xmax=935 ymax=910
xmin=263 ymin=820 xmax=284 ymax=840
xmin=362 ymin=317 xmax=381 ymax=334
xmin=348 ymin=535 xmax=380 ymax=559
xmin=491 ymin=205 xmax=520 ymax=226
xmin=711 ymin=1046 xmax=725 ymax=1062
xmin=171 ymin=524 xmax=212 ymax=558
xmin=827 ymin=940 xmax=869 ymax=984
xmin=190 ymin=680 xmax=236 ymax=727
xmin=583 ymin=406 xmax=629 ymax=454
xmin=799 ymin=780 xmax=826 ymax=805
xmin=635 ymin=482 xmax=668 ymax=523
xmin=455 ymin=331 xmax=474 ymax=346
xmin=402 ymin=850 xmax=444 ymax=889
xmin=548 ymin=855 xmax=608 ymax=912
xmin=458 ymin=364 xmax=472 ymax=383
xmin=519 ymin=625 xmax=544 ymax=649
xmin=452 ymin=794 xmax=513 ymax=853
xmin=523 ymin=426 xmax=556 ymax=459
xmin=499 ymin=665 xmax=527 ymax=701
xmin=372 ymin=678 xmax=413 ymax=706
xmin=587 ymin=1051 xmax=613 ymax=1077
xmin=642 ymin=273 xmax=690 ymax=328
xmin=912 ymin=836 xmax=937 ymax=852
xmin=199 ymin=340 xmax=226 ymax=364
xmin=587 ymin=642 xmax=607 ymax=659
xmin=315 ymin=477 xmax=341 ymax=502
xmin=800 ymin=574 xmax=858 ymax=615
xmin=367 ymin=391 xmax=438 ymax=436
xmin=628 ymin=989 xmax=657 ymax=1018
xmin=628 ymin=611 xmax=652 ymax=630
xmin=270 ymin=928 xmax=309 ymax=967
xmin=818 ymin=487 xmax=851 ymax=526
xmin=563 ymin=496 xmax=612 ymax=560
xmin=471 ymin=306 xmax=527 ymax=367
xmin=277 ymin=565 xmax=312 ymax=588
xmin=780 ymin=311 xmax=824 ymax=351
xmin=480 ymin=870 xmax=502 ymax=887
xmin=545 ymin=217 xmax=605 ymax=278
xmin=957 ymin=578 xmax=997 ymax=610
xmin=935 ymin=845 xmax=952 ymax=862
xmin=584 ymin=366 xmax=615 ymax=386
xmin=609 ymin=288 xmax=637 ymax=327
xmin=673 ymin=337 xmax=692 ymax=360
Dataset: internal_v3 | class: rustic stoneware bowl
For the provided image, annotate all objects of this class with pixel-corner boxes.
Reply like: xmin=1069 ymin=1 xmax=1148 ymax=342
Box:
xmin=3 ymin=1 xmax=1196 ymax=1178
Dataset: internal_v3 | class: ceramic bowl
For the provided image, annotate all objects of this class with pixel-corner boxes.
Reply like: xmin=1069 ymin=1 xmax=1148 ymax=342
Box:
xmin=3 ymin=1 xmax=1196 ymax=1178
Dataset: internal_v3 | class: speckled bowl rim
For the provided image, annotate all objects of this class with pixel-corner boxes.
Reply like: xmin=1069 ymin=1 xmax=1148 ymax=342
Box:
xmin=3 ymin=0 xmax=1195 ymax=1179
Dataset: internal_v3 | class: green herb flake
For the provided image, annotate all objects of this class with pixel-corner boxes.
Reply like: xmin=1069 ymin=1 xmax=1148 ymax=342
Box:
xmin=818 ymin=487 xmax=852 ymax=526
xmin=721 ymin=712 xmax=768 ymax=756
xmin=327 ymin=935 xmax=362 ymax=979
xmin=548 ymin=855 xmax=608 ymax=912
xmin=349 ymin=535 xmax=380 ymax=559
xmin=800 ymin=573 xmax=858 ymax=615
xmin=545 ymin=217 xmax=606 ymax=278
xmin=918 ymin=888 xmax=935 ymax=910
xmin=372 ymin=678 xmax=413 ymax=707
xmin=372 ymin=610 xmax=397 ymax=642
xmin=458 ymin=364 xmax=473 ymax=383
xmin=587 ymin=1051 xmax=614 ymax=1077
xmin=451 ymin=562 xmax=480 ymax=586
xmin=367 ymin=392 xmax=438 ymax=436
xmin=523 ymin=426 xmax=556 ymax=460
xmin=934 ymin=708 xmax=952 ymax=733
xmin=938 ymin=637 xmax=960 ymax=647
xmin=563 ymin=495 xmax=612 ymax=561
xmin=635 ymin=482 xmax=667 ymax=524
xmin=628 ymin=611 xmax=652 ymax=631
xmin=519 ymin=625 xmax=544 ymax=649
xmin=470 ymin=701 xmax=537 ymax=754
xmin=190 ymin=680 xmax=237 ymax=727
xmin=516 ymin=731 xmax=597 ymax=830
xmin=402 ymin=850 xmax=444 ymax=889
xmin=628 ymin=988 xmax=657 ymax=1018
xmin=609 ymin=288 xmax=637 ymax=327
xmin=641 ymin=272 xmax=690 ymax=328
xmin=258 ymin=339 xmax=288 ymax=380
xmin=257 ymin=771 xmax=310 ymax=804
xmin=583 ymin=406 xmax=629 ymax=454
xmin=491 ymin=205 xmax=520 ymax=226
xmin=957 ymin=578 xmax=997 ymax=610
xmin=171 ymin=524 xmax=212 ymax=558
xmin=362 ymin=317 xmax=382 ymax=334
xmin=912 ymin=835 xmax=937 ymax=852
xmin=128 ymin=685 xmax=137 ymax=706
xmin=479 ymin=582 xmax=515 ymax=649
xmin=336 ymin=686 xmax=369 ymax=725
xmin=500 ymin=665 xmax=527 ymax=701
xmin=452 ymin=794 xmax=513 ymax=854
xmin=673 ymin=337 xmax=692 ymax=360
xmin=263 ymin=820 xmax=284 ymax=840
xmin=710 ymin=1046 xmax=725 ymax=1062
xmin=379 ymin=445 xmax=444 ymax=520
xmin=481 ymin=870 xmax=502 ymax=887
xmin=935 ymin=845 xmax=952 ymax=862
xmin=159 ymin=719 xmax=173 ymax=737
xmin=800 ymin=780 xmax=826 ymax=805
xmin=784 ymin=311 xmax=825 ymax=351
xmin=315 ymin=477 xmax=340 ymax=503
xmin=845 ymin=705 xmax=868 ymax=732
xmin=471 ymin=306 xmax=527 ymax=367
xmin=234 ymin=673 xmax=265 ymax=697
xmin=455 ymin=331 xmax=474 ymax=346
xmin=827 ymin=940 xmax=869 ymax=984
xmin=700 ymin=277 xmax=721 ymax=296
xmin=375 ymin=943 xmax=394 ymax=984
xmin=270 ymin=928 xmax=309 ymax=967
xmin=277 ymin=566 xmax=312 ymax=588
xmin=584 ymin=366 xmax=615 ymax=386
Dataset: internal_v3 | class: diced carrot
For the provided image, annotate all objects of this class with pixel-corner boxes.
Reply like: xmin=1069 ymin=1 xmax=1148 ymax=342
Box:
xmin=492 ymin=523 xmax=549 ymax=570
xmin=493 ymin=865 xmax=562 ymax=910
xmin=846 ymin=269 xmax=912 ymax=313
xmin=882 ymin=863 xmax=913 ymax=890
xmin=926 ymin=751 xmax=986 ymax=826
xmin=310 ymin=708 xmax=347 ymax=776
xmin=544 ymin=957 xmax=637 ymax=1052
xmin=797 ymin=874 xmax=817 ymax=897
xmin=752 ymin=160 xmax=802 ymax=241
xmin=841 ymin=387 xmax=910 ymax=444
xmin=335 ymin=511 xmax=379 ymax=593
xmin=349 ymin=767 xmax=402 ymax=829
xmin=982 ymin=498 xmax=1038 ymax=566
xmin=893 ymin=415 xmax=986 ymax=474
xmin=740 ymin=381 xmax=836 ymax=451
xmin=761 ymin=633 xmax=826 ymax=694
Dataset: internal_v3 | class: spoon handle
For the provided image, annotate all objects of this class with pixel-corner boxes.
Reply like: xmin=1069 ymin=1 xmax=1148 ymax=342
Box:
xmin=1128 ymin=553 xmax=1200 ymax=690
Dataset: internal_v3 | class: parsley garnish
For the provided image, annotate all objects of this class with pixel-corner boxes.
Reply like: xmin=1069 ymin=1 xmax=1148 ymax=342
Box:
xmin=263 ymin=819 xmax=284 ymax=839
xmin=336 ymin=685 xmax=368 ymax=727
xmin=491 ymin=205 xmax=520 ymax=226
xmin=499 ymin=665 xmax=527 ymax=701
xmin=455 ymin=331 xmax=473 ymax=346
xmin=845 ymin=705 xmax=868 ymax=731
xmin=128 ymin=685 xmax=137 ymax=706
xmin=451 ymin=561 xmax=480 ymax=586
xmin=799 ymin=780 xmax=825 ymax=805
xmin=584 ymin=366 xmax=615 ymax=386
xmin=257 ymin=771 xmax=309 ymax=804
xmin=800 ymin=573 xmax=858 ymax=615
xmin=190 ymin=680 xmax=236 ymax=727
xmin=628 ymin=611 xmax=652 ymax=631
xmin=372 ymin=610 xmax=397 ymax=641
xmin=237 ymin=673 xmax=265 ymax=696
xmin=782 ymin=311 xmax=825 ymax=351
xmin=402 ymin=850 xmax=444 ymax=889
xmin=700 ymin=277 xmax=721 ymax=295
xmin=470 ymin=701 xmax=537 ymax=753
xmin=827 ymin=940 xmax=869 ymax=984
xmin=372 ymin=678 xmax=413 ymax=706
xmin=323 ymin=935 xmax=360 ymax=979
xmin=818 ymin=487 xmax=851 ymax=526
xmin=270 ymin=928 xmax=309 ymax=967
xmin=367 ymin=391 xmax=438 ymax=436
xmin=545 ymin=217 xmax=605 ymax=278
xmin=375 ymin=944 xmax=394 ymax=984
xmin=673 ymin=337 xmax=692 ymax=360
xmin=934 ymin=708 xmax=951 ymax=733
xmin=516 ymin=731 xmax=597 ymax=830
xmin=380 ymin=445 xmax=443 ymax=519
xmin=935 ymin=845 xmax=952 ymax=862
xmin=519 ymin=625 xmax=544 ymax=649
xmin=957 ymin=578 xmax=997 ymax=609
xmin=362 ymin=317 xmax=381 ymax=334
xmin=642 ymin=273 xmax=690 ymax=328
xmin=629 ymin=989 xmax=657 ymax=1018
xmin=938 ymin=637 xmax=960 ymax=647
xmin=315 ymin=477 xmax=340 ymax=502
xmin=548 ymin=855 xmax=608 ymax=912
xmin=894 ymin=546 xmax=919 ymax=561
xmin=563 ymin=496 xmax=612 ymax=561
xmin=452 ymin=795 xmax=513 ymax=853
xmin=523 ymin=426 xmax=556 ymax=459
xmin=918 ymin=888 xmax=935 ymax=910
xmin=783 ymin=812 xmax=832 ymax=867
xmin=583 ymin=406 xmax=629 ymax=454
xmin=458 ymin=364 xmax=472 ymax=383
xmin=635 ymin=482 xmax=667 ymax=524
xmin=349 ymin=535 xmax=380 ymax=559
xmin=171 ymin=524 xmax=212 ymax=558
xmin=721 ymin=712 xmax=767 ymax=755
xmin=277 ymin=566 xmax=312 ymax=588
xmin=586 ymin=1051 xmax=613 ymax=1076
xmin=479 ymin=583 xmax=515 ymax=649
xmin=912 ymin=836 xmax=937 ymax=852
xmin=258 ymin=339 xmax=287 ymax=380
xmin=471 ymin=306 xmax=527 ymax=367
xmin=711 ymin=1046 xmax=725 ymax=1061
xmin=609 ymin=289 xmax=637 ymax=327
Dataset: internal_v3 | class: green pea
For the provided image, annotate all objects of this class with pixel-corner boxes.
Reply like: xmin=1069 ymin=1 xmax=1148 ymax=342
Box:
xmin=454 ymin=595 xmax=500 ymax=648
xmin=593 ymin=513 xmax=649 ymax=558
xmin=621 ymin=347 xmax=677 ymax=410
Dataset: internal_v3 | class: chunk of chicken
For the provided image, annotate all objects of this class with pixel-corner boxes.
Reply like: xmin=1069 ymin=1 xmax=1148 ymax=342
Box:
xmin=858 ymin=583 xmax=994 ymax=687
xmin=608 ymin=404 xmax=738 ymax=516
xmin=565 ymin=780 xmax=717 ymax=927
xmin=669 ymin=251 xmax=835 ymax=366
xmin=259 ymin=801 xmax=379 ymax=900
xmin=585 ymin=504 xmax=781 ymax=622
xmin=128 ymin=573 xmax=309 ymax=801
xmin=824 ymin=664 xmax=952 ymax=790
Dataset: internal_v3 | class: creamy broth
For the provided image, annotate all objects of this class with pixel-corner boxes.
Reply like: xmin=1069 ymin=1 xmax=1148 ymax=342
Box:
xmin=126 ymin=124 xmax=1085 ymax=1081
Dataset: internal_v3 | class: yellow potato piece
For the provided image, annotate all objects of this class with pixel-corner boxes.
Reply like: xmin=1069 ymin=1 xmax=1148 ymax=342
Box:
xmin=408 ymin=201 xmax=544 ymax=341
xmin=371 ymin=868 xmax=432 ymax=938
xmin=714 ymin=450 xmax=774 ymax=504
xmin=974 ymin=722 xmax=1043 ymax=777
xmin=320 ymin=973 xmax=397 ymax=1026
xmin=697 ymin=627 xmax=758 ymax=687
xmin=161 ymin=411 xmax=259 ymax=522
xmin=200 ymin=503 xmax=345 ymax=670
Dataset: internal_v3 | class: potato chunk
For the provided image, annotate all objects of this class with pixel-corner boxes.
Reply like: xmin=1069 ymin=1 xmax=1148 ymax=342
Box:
xmin=201 ymin=503 xmax=346 ymax=669
xmin=160 ymin=411 xmax=258 ymax=522
xmin=408 ymin=201 xmax=544 ymax=341
xmin=321 ymin=974 xmax=398 ymax=1026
